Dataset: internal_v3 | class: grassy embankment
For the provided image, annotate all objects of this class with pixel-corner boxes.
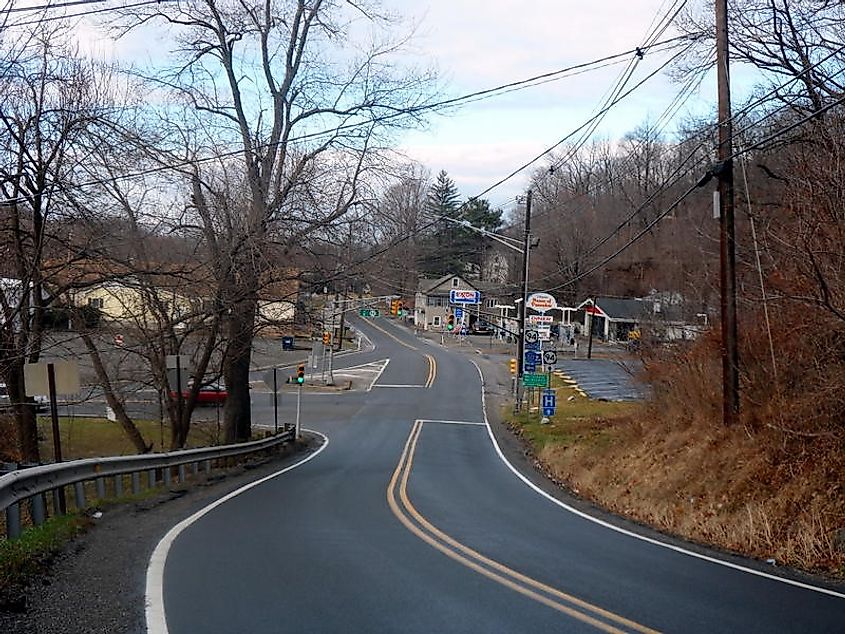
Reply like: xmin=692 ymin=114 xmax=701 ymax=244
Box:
xmin=505 ymin=375 xmax=845 ymax=577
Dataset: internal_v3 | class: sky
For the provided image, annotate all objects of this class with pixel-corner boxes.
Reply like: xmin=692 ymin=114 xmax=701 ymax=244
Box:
xmin=385 ymin=0 xmax=720 ymax=213
xmin=11 ymin=0 xmax=736 ymax=216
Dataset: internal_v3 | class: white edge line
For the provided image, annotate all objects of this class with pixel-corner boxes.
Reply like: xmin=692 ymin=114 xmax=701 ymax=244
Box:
xmin=367 ymin=358 xmax=391 ymax=392
xmin=373 ymin=384 xmax=427 ymax=389
xmin=144 ymin=430 xmax=331 ymax=634
xmin=420 ymin=419 xmax=487 ymax=426
xmin=468 ymin=360 xmax=845 ymax=601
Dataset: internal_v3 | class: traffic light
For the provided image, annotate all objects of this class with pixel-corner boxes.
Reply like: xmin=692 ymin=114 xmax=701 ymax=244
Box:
xmin=390 ymin=299 xmax=399 ymax=316
xmin=509 ymin=358 xmax=517 ymax=375
xmin=296 ymin=363 xmax=305 ymax=385
xmin=446 ymin=314 xmax=455 ymax=331
xmin=397 ymin=300 xmax=404 ymax=316
xmin=322 ymin=331 xmax=330 ymax=345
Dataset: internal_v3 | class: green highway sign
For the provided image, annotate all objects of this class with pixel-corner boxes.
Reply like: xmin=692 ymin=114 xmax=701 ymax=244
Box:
xmin=359 ymin=308 xmax=380 ymax=317
xmin=522 ymin=373 xmax=549 ymax=388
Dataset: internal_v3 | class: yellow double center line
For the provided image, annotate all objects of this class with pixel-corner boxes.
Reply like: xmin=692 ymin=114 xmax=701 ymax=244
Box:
xmin=364 ymin=319 xmax=436 ymax=388
xmin=387 ymin=420 xmax=659 ymax=634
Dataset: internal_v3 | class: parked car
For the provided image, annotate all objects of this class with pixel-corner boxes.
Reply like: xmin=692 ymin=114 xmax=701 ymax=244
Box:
xmin=169 ymin=380 xmax=228 ymax=405
xmin=469 ymin=323 xmax=495 ymax=336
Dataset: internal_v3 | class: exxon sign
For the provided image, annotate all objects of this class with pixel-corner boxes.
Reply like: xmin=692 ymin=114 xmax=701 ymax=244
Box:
xmin=450 ymin=289 xmax=481 ymax=304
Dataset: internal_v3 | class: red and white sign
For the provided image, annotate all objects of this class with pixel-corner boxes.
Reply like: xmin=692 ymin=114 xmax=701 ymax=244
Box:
xmin=527 ymin=315 xmax=553 ymax=324
xmin=527 ymin=292 xmax=557 ymax=313
xmin=114 ymin=334 xmax=124 ymax=346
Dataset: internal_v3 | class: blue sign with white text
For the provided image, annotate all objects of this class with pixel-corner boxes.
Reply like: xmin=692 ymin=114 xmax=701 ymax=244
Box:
xmin=542 ymin=393 xmax=556 ymax=409
xmin=543 ymin=407 xmax=555 ymax=417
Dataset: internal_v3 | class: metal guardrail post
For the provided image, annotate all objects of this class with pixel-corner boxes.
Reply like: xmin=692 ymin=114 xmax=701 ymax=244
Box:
xmin=74 ymin=482 xmax=86 ymax=509
xmin=164 ymin=468 xmax=172 ymax=486
xmin=132 ymin=472 xmax=141 ymax=495
xmin=32 ymin=494 xmax=46 ymax=526
xmin=147 ymin=469 xmax=156 ymax=488
xmin=191 ymin=462 xmax=199 ymax=476
xmin=96 ymin=477 xmax=106 ymax=499
xmin=114 ymin=474 xmax=123 ymax=497
xmin=52 ymin=489 xmax=63 ymax=515
xmin=6 ymin=502 xmax=21 ymax=539
xmin=203 ymin=460 xmax=211 ymax=475
xmin=178 ymin=464 xmax=186 ymax=483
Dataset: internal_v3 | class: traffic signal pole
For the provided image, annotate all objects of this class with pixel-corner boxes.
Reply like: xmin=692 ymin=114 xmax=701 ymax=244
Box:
xmin=515 ymin=190 xmax=532 ymax=413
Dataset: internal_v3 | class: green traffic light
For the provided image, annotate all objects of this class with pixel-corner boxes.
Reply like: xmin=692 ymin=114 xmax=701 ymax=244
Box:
xmin=447 ymin=323 xmax=454 ymax=331
xmin=297 ymin=375 xmax=305 ymax=384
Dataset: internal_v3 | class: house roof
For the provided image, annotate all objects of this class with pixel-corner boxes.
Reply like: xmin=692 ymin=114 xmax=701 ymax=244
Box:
xmin=417 ymin=274 xmax=480 ymax=294
xmin=595 ymin=296 xmax=648 ymax=321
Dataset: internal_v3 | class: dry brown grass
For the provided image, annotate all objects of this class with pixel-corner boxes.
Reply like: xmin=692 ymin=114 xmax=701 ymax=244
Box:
xmin=508 ymin=329 xmax=845 ymax=576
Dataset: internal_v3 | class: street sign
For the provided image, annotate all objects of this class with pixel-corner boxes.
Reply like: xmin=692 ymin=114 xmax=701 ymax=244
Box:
xmin=542 ymin=392 xmax=556 ymax=409
xmin=543 ymin=407 xmax=555 ymax=417
xmin=522 ymin=373 xmax=549 ymax=388
xmin=262 ymin=369 xmax=283 ymax=392
xmin=449 ymin=289 xmax=481 ymax=304
xmin=525 ymin=340 xmax=540 ymax=351
xmin=359 ymin=308 xmax=380 ymax=317
xmin=455 ymin=307 xmax=463 ymax=319
xmin=524 ymin=350 xmax=539 ymax=364
xmin=537 ymin=325 xmax=552 ymax=340
xmin=542 ymin=350 xmax=557 ymax=366
xmin=24 ymin=360 xmax=80 ymax=397
xmin=524 ymin=330 xmax=539 ymax=343
xmin=524 ymin=361 xmax=537 ymax=372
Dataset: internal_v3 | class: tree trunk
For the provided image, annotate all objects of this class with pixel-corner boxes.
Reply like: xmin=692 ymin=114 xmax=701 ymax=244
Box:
xmin=222 ymin=299 xmax=256 ymax=443
xmin=7 ymin=362 xmax=39 ymax=463
xmin=80 ymin=332 xmax=151 ymax=454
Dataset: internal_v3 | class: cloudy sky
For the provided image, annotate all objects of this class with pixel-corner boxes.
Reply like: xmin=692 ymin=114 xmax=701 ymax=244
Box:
xmin=385 ymin=0 xmax=718 ymax=211
xmin=24 ymin=0 xmax=729 ymax=213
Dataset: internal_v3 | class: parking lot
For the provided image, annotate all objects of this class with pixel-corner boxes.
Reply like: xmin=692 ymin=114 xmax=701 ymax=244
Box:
xmin=555 ymin=358 xmax=647 ymax=401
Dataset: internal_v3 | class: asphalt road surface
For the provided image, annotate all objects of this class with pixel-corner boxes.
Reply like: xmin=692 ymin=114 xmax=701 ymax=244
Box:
xmin=149 ymin=316 xmax=845 ymax=633
xmin=555 ymin=359 xmax=648 ymax=401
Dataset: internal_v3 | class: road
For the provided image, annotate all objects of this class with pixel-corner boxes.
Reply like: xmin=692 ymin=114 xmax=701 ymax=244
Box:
xmin=149 ymin=316 xmax=845 ymax=633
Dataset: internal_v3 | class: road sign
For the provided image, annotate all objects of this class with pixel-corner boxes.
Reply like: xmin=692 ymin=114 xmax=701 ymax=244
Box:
xmin=24 ymin=360 xmax=80 ymax=397
xmin=542 ymin=350 xmax=557 ymax=366
xmin=524 ymin=350 xmax=539 ymax=364
xmin=543 ymin=407 xmax=555 ymax=417
xmin=525 ymin=340 xmax=540 ymax=351
xmin=449 ymin=289 xmax=481 ymax=304
xmin=527 ymin=314 xmax=553 ymax=324
xmin=522 ymin=373 xmax=549 ymax=387
xmin=537 ymin=325 xmax=552 ymax=340
xmin=524 ymin=329 xmax=539 ymax=343
xmin=455 ymin=307 xmax=463 ymax=319
xmin=524 ymin=361 xmax=537 ymax=372
xmin=542 ymin=392 xmax=556 ymax=409
xmin=359 ymin=308 xmax=380 ymax=317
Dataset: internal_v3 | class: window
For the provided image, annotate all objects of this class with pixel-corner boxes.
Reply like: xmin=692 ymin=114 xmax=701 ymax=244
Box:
xmin=452 ymin=277 xmax=459 ymax=287
xmin=88 ymin=297 xmax=104 ymax=309
xmin=433 ymin=316 xmax=441 ymax=326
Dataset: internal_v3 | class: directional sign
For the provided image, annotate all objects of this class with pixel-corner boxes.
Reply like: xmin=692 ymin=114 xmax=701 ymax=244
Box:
xmin=522 ymin=373 xmax=549 ymax=388
xmin=524 ymin=361 xmax=537 ymax=373
xmin=543 ymin=407 xmax=555 ymax=417
xmin=359 ymin=308 xmax=380 ymax=317
xmin=524 ymin=350 xmax=539 ymax=364
xmin=455 ymin=307 xmax=463 ymax=319
xmin=525 ymin=340 xmax=540 ymax=352
xmin=542 ymin=350 xmax=557 ymax=366
xmin=450 ymin=289 xmax=481 ymax=304
xmin=524 ymin=330 xmax=539 ymax=343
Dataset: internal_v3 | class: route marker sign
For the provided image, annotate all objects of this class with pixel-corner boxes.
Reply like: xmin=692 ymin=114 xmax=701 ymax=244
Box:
xmin=542 ymin=350 xmax=557 ymax=366
xmin=522 ymin=373 xmax=549 ymax=388
xmin=359 ymin=308 xmax=380 ymax=317
xmin=525 ymin=340 xmax=540 ymax=352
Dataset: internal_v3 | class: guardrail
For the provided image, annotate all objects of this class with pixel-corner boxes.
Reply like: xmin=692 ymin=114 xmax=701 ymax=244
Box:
xmin=0 ymin=429 xmax=295 ymax=540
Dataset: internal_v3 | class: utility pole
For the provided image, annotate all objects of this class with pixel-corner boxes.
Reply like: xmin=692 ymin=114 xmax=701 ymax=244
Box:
xmin=515 ymin=190 xmax=532 ymax=412
xmin=716 ymin=0 xmax=740 ymax=425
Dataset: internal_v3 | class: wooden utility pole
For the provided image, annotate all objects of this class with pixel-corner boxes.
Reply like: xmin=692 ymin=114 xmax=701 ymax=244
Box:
xmin=716 ymin=0 xmax=740 ymax=425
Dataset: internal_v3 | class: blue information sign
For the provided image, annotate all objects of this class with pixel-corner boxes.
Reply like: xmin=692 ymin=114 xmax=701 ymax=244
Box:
xmin=525 ymin=340 xmax=540 ymax=351
xmin=455 ymin=307 xmax=463 ymax=319
xmin=542 ymin=393 xmax=556 ymax=409
xmin=524 ymin=361 xmax=537 ymax=372
xmin=543 ymin=407 xmax=555 ymax=417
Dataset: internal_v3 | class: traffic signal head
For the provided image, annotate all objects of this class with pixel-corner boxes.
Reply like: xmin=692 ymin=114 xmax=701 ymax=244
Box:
xmin=509 ymin=358 xmax=517 ymax=375
xmin=390 ymin=299 xmax=399 ymax=316
xmin=296 ymin=363 xmax=305 ymax=384
xmin=446 ymin=314 xmax=455 ymax=331
xmin=397 ymin=300 xmax=404 ymax=316
xmin=322 ymin=331 xmax=330 ymax=345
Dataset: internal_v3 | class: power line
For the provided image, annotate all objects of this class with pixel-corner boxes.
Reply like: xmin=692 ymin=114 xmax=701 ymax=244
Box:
xmin=9 ymin=0 xmax=172 ymax=26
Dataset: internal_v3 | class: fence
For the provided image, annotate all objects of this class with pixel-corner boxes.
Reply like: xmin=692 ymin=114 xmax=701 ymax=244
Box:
xmin=0 ymin=429 xmax=295 ymax=539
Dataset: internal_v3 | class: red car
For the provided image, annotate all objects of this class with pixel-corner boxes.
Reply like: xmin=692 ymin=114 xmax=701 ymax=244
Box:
xmin=170 ymin=381 xmax=228 ymax=405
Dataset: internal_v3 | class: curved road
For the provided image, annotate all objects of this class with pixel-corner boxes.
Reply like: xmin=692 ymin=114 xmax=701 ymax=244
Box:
xmin=150 ymin=317 xmax=845 ymax=633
